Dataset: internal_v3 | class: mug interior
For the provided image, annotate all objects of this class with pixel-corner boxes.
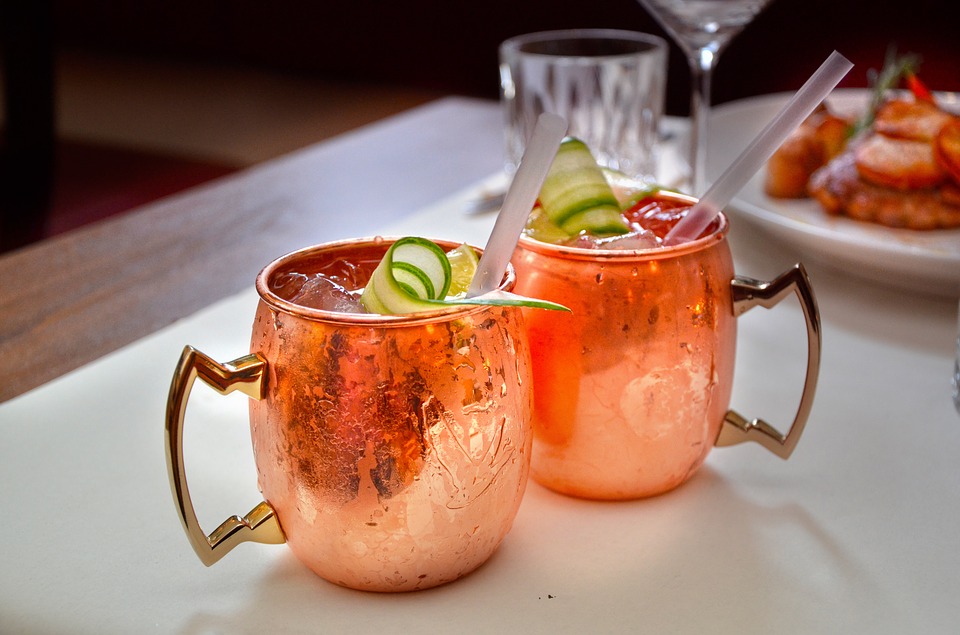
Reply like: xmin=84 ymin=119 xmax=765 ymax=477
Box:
xmin=255 ymin=236 xmax=516 ymax=324
xmin=517 ymin=191 xmax=729 ymax=263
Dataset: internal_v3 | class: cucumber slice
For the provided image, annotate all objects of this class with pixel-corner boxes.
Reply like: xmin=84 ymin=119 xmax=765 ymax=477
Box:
xmin=600 ymin=167 xmax=663 ymax=210
xmin=359 ymin=237 xmax=569 ymax=315
xmin=539 ymin=138 xmax=629 ymax=236
xmin=360 ymin=237 xmax=450 ymax=314
xmin=392 ymin=237 xmax=451 ymax=299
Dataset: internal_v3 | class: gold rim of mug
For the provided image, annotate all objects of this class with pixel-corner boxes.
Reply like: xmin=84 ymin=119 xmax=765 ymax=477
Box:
xmin=255 ymin=236 xmax=517 ymax=326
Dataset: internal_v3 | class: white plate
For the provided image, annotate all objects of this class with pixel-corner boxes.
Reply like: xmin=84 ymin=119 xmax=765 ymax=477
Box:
xmin=706 ymin=89 xmax=960 ymax=297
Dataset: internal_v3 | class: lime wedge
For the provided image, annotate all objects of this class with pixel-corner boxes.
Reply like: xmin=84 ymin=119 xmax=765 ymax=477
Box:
xmin=523 ymin=206 xmax=572 ymax=245
xmin=445 ymin=243 xmax=479 ymax=297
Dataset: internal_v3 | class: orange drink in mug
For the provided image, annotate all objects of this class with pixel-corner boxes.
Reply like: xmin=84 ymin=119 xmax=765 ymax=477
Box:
xmin=166 ymin=237 xmax=539 ymax=591
xmin=511 ymin=140 xmax=821 ymax=500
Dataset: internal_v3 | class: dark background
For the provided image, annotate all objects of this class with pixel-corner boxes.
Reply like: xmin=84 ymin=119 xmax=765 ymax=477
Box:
xmin=50 ymin=0 xmax=960 ymax=115
xmin=2 ymin=0 xmax=957 ymax=250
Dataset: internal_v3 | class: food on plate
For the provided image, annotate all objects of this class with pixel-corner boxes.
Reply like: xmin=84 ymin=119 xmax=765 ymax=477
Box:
xmin=765 ymin=53 xmax=960 ymax=230
xmin=852 ymin=133 xmax=945 ymax=190
xmin=934 ymin=118 xmax=960 ymax=184
xmin=765 ymin=104 xmax=849 ymax=198
xmin=873 ymin=98 xmax=953 ymax=141
xmin=806 ymin=152 xmax=960 ymax=229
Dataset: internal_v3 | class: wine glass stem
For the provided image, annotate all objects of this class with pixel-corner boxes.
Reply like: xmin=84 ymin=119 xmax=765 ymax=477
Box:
xmin=687 ymin=48 xmax=716 ymax=196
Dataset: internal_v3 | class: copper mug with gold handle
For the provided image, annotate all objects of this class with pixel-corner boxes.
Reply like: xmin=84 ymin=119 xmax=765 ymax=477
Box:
xmin=512 ymin=194 xmax=821 ymax=500
xmin=165 ymin=237 xmax=534 ymax=592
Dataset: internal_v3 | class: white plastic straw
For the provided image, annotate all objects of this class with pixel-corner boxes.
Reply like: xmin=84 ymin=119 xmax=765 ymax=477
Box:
xmin=467 ymin=112 xmax=568 ymax=297
xmin=664 ymin=51 xmax=853 ymax=245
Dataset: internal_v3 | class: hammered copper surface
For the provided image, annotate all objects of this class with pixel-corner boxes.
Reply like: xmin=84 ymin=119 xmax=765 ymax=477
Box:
xmin=248 ymin=239 xmax=533 ymax=592
xmin=513 ymin=211 xmax=736 ymax=500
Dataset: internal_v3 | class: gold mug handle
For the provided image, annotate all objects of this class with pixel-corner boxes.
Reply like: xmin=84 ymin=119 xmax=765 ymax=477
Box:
xmin=165 ymin=346 xmax=285 ymax=566
xmin=715 ymin=264 xmax=822 ymax=459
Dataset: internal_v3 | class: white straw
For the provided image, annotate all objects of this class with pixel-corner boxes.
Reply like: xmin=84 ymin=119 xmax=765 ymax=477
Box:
xmin=664 ymin=51 xmax=853 ymax=245
xmin=467 ymin=112 xmax=568 ymax=297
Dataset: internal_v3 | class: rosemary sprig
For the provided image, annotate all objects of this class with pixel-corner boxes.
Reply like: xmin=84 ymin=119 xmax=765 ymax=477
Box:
xmin=850 ymin=47 xmax=923 ymax=137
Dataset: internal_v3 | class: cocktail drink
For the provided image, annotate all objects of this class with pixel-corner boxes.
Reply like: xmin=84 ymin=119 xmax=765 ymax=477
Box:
xmin=499 ymin=29 xmax=667 ymax=183
xmin=515 ymin=193 xmax=736 ymax=499
xmin=511 ymin=139 xmax=820 ymax=500
xmin=167 ymin=237 xmax=534 ymax=591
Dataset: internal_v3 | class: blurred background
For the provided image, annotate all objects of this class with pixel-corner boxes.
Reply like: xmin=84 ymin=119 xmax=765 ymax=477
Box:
xmin=2 ymin=0 xmax=957 ymax=251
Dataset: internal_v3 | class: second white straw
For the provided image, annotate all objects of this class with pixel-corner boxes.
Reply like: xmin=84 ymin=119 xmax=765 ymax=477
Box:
xmin=664 ymin=51 xmax=853 ymax=245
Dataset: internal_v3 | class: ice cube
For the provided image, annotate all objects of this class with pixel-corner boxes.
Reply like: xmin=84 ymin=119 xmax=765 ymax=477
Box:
xmin=319 ymin=258 xmax=367 ymax=291
xmin=593 ymin=229 xmax=662 ymax=251
xmin=270 ymin=272 xmax=310 ymax=299
xmin=291 ymin=275 xmax=365 ymax=313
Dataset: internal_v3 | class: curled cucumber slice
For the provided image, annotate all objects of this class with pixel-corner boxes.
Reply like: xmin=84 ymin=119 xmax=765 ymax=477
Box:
xmin=360 ymin=237 xmax=568 ymax=315
xmin=360 ymin=237 xmax=450 ymax=314
xmin=539 ymin=138 xmax=629 ymax=236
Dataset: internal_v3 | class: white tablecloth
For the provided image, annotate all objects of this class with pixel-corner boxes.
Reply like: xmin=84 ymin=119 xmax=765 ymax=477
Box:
xmin=2 ymin=124 xmax=959 ymax=635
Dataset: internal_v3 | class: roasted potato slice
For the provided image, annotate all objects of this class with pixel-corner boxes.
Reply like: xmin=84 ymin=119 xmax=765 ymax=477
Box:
xmin=765 ymin=105 xmax=851 ymax=198
xmin=765 ymin=126 xmax=825 ymax=198
xmin=854 ymin=134 xmax=946 ymax=190
xmin=934 ymin=117 xmax=960 ymax=184
xmin=815 ymin=111 xmax=850 ymax=159
xmin=873 ymin=98 xmax=953 ymax=141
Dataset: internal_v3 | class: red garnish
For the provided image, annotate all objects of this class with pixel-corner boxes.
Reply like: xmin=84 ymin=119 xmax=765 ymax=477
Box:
xmin=905 ymin=71 xmax=935 ymax=104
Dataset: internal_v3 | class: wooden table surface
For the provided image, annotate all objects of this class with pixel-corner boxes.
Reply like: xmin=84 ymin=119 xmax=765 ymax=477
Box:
xmin=0 ymin=97 xmax=503 ymax=402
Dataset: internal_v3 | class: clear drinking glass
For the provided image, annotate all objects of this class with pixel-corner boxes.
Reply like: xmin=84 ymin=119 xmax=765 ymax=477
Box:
xmin=637 ymin=0 xmax=774 ymax=194
xmin=500 ymin=29 xmax=667 ymax=183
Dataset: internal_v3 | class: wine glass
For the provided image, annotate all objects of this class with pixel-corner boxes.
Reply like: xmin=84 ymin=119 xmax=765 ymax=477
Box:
xmin=637 ymin=0 xmax=774 ymax=195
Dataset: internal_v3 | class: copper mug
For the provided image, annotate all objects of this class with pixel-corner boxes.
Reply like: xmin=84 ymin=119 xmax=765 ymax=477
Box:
xmin=512 ymin=194 xmax=821 ymax=500
xmin=165 ymin=237 xmax=533 ymax=592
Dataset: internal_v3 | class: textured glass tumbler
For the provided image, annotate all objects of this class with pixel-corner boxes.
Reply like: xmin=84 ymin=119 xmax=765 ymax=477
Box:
xmin=166 ymin=238 xmax=534 ymax=592
xmin=500 ymin=29 xmax=667 ymax=182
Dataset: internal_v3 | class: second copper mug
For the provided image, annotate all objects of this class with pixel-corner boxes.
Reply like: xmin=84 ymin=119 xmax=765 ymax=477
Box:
xmin=165 ymin=237 xmax=533 ymax=592
xmin=512 ymin=193 xmax=821 ymax=500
